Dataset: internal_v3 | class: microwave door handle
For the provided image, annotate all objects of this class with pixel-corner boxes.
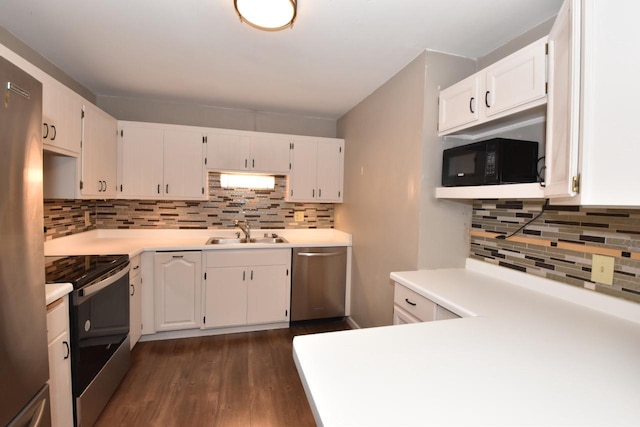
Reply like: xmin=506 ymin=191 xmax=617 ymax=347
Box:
xmin=79 ymin=265 xmax=130 ymax=297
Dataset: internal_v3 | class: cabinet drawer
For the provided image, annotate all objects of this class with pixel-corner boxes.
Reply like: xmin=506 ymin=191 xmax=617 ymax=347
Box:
xmin=393 ymin=283 xmax=435 ymax=322
xmin=130 ymin=255 xmax=141 ymax=277
xmin=46 ymin=297 xmax=68 ymax=343
xmin=206 ymin=249 xmax=290 ymax=267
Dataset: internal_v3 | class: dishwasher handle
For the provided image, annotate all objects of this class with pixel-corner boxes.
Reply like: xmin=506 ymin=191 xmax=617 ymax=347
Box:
xmin=296 ymin=251 xmax=344 ymax=257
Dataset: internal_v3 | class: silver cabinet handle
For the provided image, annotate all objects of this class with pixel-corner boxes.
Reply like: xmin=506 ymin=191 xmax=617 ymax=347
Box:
xmin=297 ymin=252 xmax=343 ymax=257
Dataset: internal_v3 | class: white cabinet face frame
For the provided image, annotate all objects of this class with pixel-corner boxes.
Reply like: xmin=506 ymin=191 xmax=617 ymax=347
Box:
xmin=544 ymin=0 xmax=581 ymax=199
xmin=46 ymin=298 xmax=74 ymax=427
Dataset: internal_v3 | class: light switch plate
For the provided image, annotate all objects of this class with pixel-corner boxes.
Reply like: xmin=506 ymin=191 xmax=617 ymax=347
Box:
xmin=294 ymin=211 xmax=304 ymax=222
xmin=591 ymin=254 xmax=614 ymax=285
xmin=84 ymin=211 xmax=91 ymax=227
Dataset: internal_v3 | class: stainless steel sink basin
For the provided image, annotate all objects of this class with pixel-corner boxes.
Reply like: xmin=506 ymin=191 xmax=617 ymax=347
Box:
xmin=206 ymin=236 xmax=288 ymax=244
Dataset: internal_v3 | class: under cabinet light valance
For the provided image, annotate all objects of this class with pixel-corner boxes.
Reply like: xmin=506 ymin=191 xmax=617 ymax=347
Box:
xmin=220 ymin=173 xmax=275 ymax=189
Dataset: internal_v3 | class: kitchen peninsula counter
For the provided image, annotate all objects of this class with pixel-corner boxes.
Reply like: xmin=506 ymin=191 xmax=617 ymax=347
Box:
xmin=293 ymin=259 xmax=640 ymax=426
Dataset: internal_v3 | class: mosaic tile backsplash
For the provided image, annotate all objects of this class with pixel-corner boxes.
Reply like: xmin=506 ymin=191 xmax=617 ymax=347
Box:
xmin=471 ymin=200 xmax=640 ymax=304
xmin=44 ymin=174 xmax=334 ymax=240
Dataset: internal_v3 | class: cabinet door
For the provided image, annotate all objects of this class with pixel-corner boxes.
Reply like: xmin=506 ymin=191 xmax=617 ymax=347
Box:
xmin=203 ymin=266 xmax=248 ymax=328
xmin=81 ymin=104 xmax=118 ymax=198
xmin=316 ymin=140 xmax=344 ymax=202
xmin=287 ymin=139 xmax=317 ymax=202
xmin=249 ymin=134 xmax=291 ymax=173
xmin=42 ymin=77 xmax=83 ymax=156
xmin=48 ymin=331 xmax=73 ymax=427
xmin=393 ymin=306 xmax=420 ymax=325
xmin=247 ymin=265 xmax=289 ymax=324
xmin=163 ymin=129 xmax=206 ymax=199
xmin=438 ymin=74 xmax=480 ymax=133
xmin=484 ymin=38 xmax=547 ymax=117
xmin=205 ymin=130 xmax=251 ymax=171
xmin=154 ymin=252 xmax=202 ymax=331
xmin=129 ymin=272 xmax=142 ymax=349
xmin=119 ymin=124 xmax=164 ymax=198
xmin=544 ymin=0 xmax=581 ymax=198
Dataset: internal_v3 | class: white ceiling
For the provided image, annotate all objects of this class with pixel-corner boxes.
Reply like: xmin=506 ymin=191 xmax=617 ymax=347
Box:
xmin=0 ymin=0 xmax=563 ymax=119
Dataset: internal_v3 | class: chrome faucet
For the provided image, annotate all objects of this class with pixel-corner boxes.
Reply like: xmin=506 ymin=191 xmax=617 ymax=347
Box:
xmin=234 ymin=220 xmax=251 ymax=242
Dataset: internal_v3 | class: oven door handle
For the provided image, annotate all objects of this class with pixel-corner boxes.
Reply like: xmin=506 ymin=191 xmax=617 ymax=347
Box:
xmin=80 ymin=265 xmax=130 ymax=297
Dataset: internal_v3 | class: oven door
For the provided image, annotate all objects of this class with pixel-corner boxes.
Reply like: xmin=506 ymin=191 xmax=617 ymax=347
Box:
xmin=70 ymin=265 xmax=130 ymax=396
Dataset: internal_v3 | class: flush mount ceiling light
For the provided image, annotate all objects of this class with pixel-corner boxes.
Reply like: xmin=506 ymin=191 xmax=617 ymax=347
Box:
xmin=234 ymin=0 xmax=297 ymax=31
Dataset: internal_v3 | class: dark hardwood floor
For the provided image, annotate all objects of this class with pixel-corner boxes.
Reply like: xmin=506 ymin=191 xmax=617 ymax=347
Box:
xmin=95 ymin=320 xmax=350 ymax=427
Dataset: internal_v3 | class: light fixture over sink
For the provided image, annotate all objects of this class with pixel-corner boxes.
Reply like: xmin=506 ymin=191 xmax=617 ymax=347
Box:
xmin=233 ymin=0 xmax=297 ymax=31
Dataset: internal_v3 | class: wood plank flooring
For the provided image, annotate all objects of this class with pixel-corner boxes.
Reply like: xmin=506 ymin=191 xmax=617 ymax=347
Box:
xmin=95 ymin=320 xmax=350 ymax=427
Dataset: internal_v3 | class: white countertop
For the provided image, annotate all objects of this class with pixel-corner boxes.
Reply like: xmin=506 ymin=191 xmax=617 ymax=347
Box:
xmin=45 ymin=282 xmax=73 ymax=305
xmin=44 ymin=228 xmax=351 ymax=257
xmin=293 ymin=259 xmax=640 ymax=426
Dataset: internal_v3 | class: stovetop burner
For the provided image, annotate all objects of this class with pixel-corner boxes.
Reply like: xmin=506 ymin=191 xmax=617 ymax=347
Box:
xmin=45 ymin=254 xmax=129 ymax=289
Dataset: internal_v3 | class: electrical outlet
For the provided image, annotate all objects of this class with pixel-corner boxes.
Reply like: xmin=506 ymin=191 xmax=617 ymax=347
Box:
xmin=591 ymin=254 xmax=614 ymax=285
xmin=84 ymin=211 xmax=91 ymax=227
xmin=294 ymin=211 xmax=305 ymax=222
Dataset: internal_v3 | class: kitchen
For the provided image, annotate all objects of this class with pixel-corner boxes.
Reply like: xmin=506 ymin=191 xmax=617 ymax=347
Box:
xmin=1 ymin=0 xmax=640 ymax=426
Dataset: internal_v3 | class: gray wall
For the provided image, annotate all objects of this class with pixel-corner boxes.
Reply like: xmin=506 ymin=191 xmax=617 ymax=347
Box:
xmin=477 ymin=16 xmax=555 ymax=69
xmin=1 ymin=24 xmax=336 ymax=138
xmin=336 ymin=51 xmax=476 ymax=328
xmin=0 ymin=25 xmax=95 ymax=102
xmin=418 ymin=52 xmax=476 ymax=270
xmin=98 ymin=95 xmax=337 ymax=137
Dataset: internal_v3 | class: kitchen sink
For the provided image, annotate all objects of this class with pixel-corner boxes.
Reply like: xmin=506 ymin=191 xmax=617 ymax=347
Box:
xmin=206 ymin=236 xmax=288 ymax=245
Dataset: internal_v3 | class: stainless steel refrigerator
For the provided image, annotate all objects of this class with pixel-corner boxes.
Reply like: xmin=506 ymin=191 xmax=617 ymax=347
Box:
xmin=0 ymin=56 xmax=52 ymax=426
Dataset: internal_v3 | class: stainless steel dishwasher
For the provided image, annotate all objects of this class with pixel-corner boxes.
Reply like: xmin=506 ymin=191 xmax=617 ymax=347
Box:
xmin=291 ymin=247 xmax=347 ymax=321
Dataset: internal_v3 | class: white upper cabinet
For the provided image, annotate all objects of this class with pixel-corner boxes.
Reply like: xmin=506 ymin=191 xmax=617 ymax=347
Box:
xmin=438 ymin=74 xmax=480 ymax=132
xmin=287 ymin=137 xmax=344 ymax=203
xmin=118 ymin=124 xmax=164 ymax=198
xmin=544 ymin=0 xmax=640 ymax=206
xmin=163 ymin=129 xmax=207 ymax=199
xmin=205 ymin=129 xmax=290 ymax=174
xmin=118 ymin=122 xmax=206 ymax=200
xmin=42 ymin=76 xmax=84 ymax=156
xmin=80 ymin=103 xmax=118 ymax=198
xmin=438 ymin=37 xmax=548 ymax=136
xmin=484 ymin=38 xmax=547 ymax=117
xmin=249 ymin=133 xmax=291 ymax=173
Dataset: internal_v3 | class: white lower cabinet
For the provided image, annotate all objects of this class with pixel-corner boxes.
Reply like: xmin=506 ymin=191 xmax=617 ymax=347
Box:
xmin=129 ymin=255 xmax=142 ymax=349
xmin=203 ymin=249 xmax=290 ymax=329
xmin=46 ymin=296 xmax=73 ymax=427
xmin=154 ymin=251 xmax=202 ymax=332
xmin=392 ymin=283 xmax=460 ymax=324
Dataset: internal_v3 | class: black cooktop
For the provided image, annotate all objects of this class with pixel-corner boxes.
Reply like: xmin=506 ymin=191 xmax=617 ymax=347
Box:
xmin=45 ymin=254 xmax=129 ymax=289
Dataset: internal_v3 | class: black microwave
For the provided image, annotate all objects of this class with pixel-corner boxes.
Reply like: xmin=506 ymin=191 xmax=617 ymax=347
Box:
xmin=441 ymin=138 xmax=539 ymax=187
